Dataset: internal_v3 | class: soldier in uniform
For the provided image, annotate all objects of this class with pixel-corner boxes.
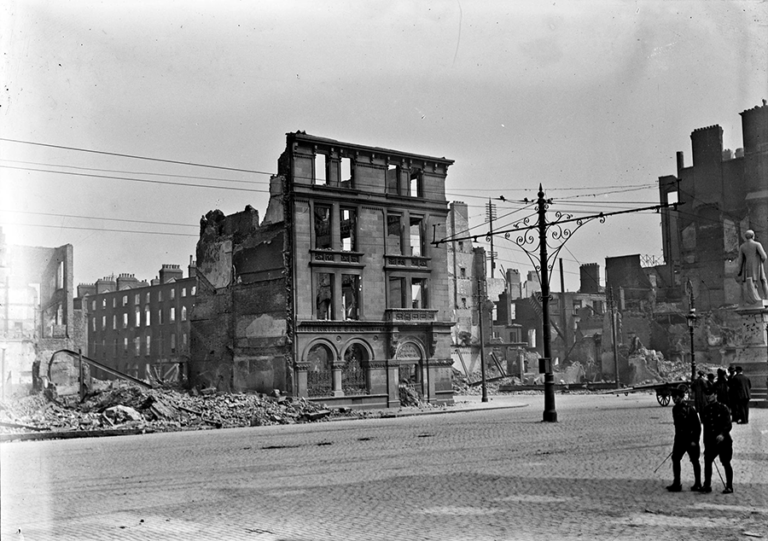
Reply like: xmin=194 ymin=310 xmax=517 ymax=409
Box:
xmin=699 ymin=383 xmax=734 ymax=494
xmin=666 ymin=387 xmax=701 ymax=492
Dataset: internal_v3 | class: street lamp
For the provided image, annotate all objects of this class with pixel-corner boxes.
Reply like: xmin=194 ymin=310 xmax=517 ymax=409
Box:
xmin=685 ymin=280 xmax=697 ymax=384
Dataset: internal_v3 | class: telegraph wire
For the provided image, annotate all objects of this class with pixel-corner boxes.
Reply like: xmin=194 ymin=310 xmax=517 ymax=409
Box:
xmin=0 ymin=209 xmax=197 ymax=229
xmin=0 ymin=222 xmax=198 ymax=237
xmin=0 ymin=165 xmax=271 ymax=193
xmin=0 ymin=158 xmax=269 ymax=186
xmin=0 ymin=137 xmax=273 ymax=175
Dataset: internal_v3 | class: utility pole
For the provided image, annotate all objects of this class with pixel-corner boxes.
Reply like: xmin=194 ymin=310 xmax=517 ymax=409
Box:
xmin=477 ymin=278 xmax=489 ymax=403
xmin=560 ymin=258 xmax=568 ymax=362
xmin=486 ymin=200 xmax=497 ymax=279
xmin=609 ymin=288 xmax=620 ymax=389
xmin=430 ymin=185 xmax=681 ymax=423
xmin=537 ymin=187 xmax=557 ymax=422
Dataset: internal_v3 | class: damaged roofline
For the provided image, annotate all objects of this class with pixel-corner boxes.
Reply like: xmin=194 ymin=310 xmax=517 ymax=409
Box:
xmin=287 ymin=131 xmax=455 ymax=166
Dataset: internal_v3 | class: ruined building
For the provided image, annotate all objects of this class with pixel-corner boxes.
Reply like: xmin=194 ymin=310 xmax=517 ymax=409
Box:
xmin=0 ymin=226 xmax=76 ymax=392
xmin=190 ymin=133 xmax=456 ymax=408
xmin=76 ymin=261 xmax=197 ymax=384
xmin=606 ymin=101 xmax=767 ymax=398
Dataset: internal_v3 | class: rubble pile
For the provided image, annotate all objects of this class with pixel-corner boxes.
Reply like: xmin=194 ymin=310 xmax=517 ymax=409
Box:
xmin=0 ymin=382 xmax=357 ymax=437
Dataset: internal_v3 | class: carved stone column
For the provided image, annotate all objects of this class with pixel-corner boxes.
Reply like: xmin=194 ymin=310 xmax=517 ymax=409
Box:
xmin=331 ymin=362 xmax=345 ymax=397
xmin=294 ymin=362 xmax=309 ymax=399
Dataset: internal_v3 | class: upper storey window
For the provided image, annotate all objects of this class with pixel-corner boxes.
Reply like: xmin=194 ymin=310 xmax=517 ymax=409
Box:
xmin=340 ymin=157 xmax=353 ymax=189
xmin=410 ymin=216 xmax=424 ymax=257
xmin=340 ymin=208 xmax=356 ymax=251
xmin=386 ymin=164 xmax=400 ymax=194
xmin=387 ymin=214 xmax=402 ymax=255
xmin=314 ymin=153 xmax=327 ymax=185
xmin=315 ymin=205 xmax=332 ymax=249
xmin=409 ymin=168 xmax=422 ymax=197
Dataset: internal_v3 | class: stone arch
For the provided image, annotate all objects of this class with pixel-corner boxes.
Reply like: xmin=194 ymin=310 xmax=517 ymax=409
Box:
xmin=340 ymin=339 xmax=373 ymax=395
xmin=302 ymin=339 xmax=337 ymax=397
xmin=396 ymin=339 xmax=426 ymax=391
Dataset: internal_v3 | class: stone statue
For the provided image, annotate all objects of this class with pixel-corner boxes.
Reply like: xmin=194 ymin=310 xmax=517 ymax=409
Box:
xmin=735 ymin=230 xmax=768 ymax=304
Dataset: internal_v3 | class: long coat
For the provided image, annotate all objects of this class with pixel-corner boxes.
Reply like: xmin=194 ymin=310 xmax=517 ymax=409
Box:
xmin=730 ymin=373 xmax=751 ymax=402
xmin=736 ymin=238 xmax=768 ymax=299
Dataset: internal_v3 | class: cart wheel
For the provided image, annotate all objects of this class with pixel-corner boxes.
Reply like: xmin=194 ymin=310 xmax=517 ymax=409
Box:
xmin=657 ymin=394 xmax=670 ymax=407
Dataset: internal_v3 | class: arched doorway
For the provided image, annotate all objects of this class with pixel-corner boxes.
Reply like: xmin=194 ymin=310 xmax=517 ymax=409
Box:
xmin=342 ymin=342 xmax=369 ymax=395
xmin=306 ymin=343 xmax=333 ymax=397
xmin=397 ymin=341 xmax=424 ymax=398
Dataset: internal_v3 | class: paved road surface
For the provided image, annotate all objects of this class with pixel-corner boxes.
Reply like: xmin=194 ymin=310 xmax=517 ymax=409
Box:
xmin=2 ymin=393 xmax=766 ymax=540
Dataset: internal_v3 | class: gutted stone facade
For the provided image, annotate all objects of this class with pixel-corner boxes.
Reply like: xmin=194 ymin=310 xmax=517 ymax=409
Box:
xmin=190 ymin=133 xmax=456 ymax=408
xmin=0 ymin=227 xmax=75 ymax=391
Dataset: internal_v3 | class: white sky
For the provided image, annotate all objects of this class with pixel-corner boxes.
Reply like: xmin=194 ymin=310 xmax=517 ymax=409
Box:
xmin=2 ymin=0 xmax=767 ymax=291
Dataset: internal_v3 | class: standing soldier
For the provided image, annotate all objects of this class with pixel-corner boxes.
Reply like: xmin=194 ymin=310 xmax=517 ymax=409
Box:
xmin=691 ymin=371 xmax=707 ymax=416
xmin=714 ymin=369 xmax=730 ymax=411
xmin=666 ymin=387 xmax=701 ymax=492
xmin=700 ymin=384 xmax=733 ymax=494
xmin=730 ymin=366 xmax=752 ymax=424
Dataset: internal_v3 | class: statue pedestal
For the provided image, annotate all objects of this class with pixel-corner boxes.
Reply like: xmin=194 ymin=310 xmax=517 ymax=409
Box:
xmin=735 ymin=302 xmax=768 ymax=407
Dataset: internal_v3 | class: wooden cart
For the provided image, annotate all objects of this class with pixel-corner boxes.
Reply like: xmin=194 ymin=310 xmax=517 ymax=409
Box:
xmin=630 ymin=381 xmax=690 ymax=406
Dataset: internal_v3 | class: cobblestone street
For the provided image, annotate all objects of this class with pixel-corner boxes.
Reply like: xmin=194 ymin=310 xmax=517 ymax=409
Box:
xmin=2 ymin=392 xmax=766 ymax=540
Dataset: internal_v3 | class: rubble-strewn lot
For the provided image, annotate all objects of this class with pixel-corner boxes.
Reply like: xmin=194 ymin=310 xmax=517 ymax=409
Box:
xmin=0 ymin=382 xmax=370 ymax=439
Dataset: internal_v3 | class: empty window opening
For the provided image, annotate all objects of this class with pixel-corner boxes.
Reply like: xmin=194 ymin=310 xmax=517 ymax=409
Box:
xmin=667 ymin=190 xmax=679 ymax=205
xmin=410 ymin=216 xmax=424 ymax=257
xmin=460 ymin=267 xmax=466 ymax=278
xmin=315 ymin=205 xmax=332 ymax=249
xmin=316 ymin=273 xmax=333 ymax=320
xmin=387 ymin=214 xmax=402 ymax=255
xmin=388 ymin=277 xmax=405 ymax=309
xmin=409 ymin=169 xmax=421 ymax=197
xmin=342 ymin=274 xmax=360 ymax=320
xmin=340 ymin=157 xmax=353 ymax=188
xmin=341 ymin=208 xmax=356 ymax=251
xmin=412 ymin=278 xmax=427 ymax=309
xmin=386 ymin=164 xmax=399 ymax=194
xmin=314 ymin=153 xmax=327 ymax=185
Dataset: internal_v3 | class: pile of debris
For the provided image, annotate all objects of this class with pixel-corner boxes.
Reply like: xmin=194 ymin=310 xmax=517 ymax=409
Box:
xmin=0 ymin=381 xmax=360 ymax=438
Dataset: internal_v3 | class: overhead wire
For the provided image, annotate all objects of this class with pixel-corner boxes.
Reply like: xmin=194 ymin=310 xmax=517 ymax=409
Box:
xmin=0 ymin=164 xmax=271 ymax=193
xmin=0 ymin=158 xmax=268 ymax=186
xmin=0 ymin=137 xmax=273 ymax=175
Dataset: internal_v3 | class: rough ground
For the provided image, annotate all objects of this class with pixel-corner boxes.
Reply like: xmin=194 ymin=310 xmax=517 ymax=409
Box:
xmin=0 ymin=382 xmax=366 ymax=437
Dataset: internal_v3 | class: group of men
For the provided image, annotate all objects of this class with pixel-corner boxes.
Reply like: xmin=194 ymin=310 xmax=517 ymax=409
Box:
xmin=691 ymin=366 xmax=752 ymax=424
xmin=666 ymin=366 xmax=752 ymax=495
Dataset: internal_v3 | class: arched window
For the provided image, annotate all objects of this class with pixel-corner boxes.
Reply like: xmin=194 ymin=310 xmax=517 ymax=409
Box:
xmin=306 ymin=343 xmax=333 ymax=397
xmin=342 ymin=343 xmax=368 ymax=395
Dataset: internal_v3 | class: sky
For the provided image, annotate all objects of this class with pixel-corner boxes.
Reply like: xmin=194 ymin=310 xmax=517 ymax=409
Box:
xmin=2 ymin=0 xmax=767 ymax=292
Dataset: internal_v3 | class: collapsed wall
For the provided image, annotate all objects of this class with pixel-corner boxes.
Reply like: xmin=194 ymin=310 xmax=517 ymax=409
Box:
xmin=189 ymin=206 xmax=292 ymax=394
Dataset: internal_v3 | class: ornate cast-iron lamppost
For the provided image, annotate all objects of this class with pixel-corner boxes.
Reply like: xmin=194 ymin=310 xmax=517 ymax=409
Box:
xmin=685 ymin=279 xmax=697 ymax=384
xmin=430 ymin=185 xmax=679 ymax=423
